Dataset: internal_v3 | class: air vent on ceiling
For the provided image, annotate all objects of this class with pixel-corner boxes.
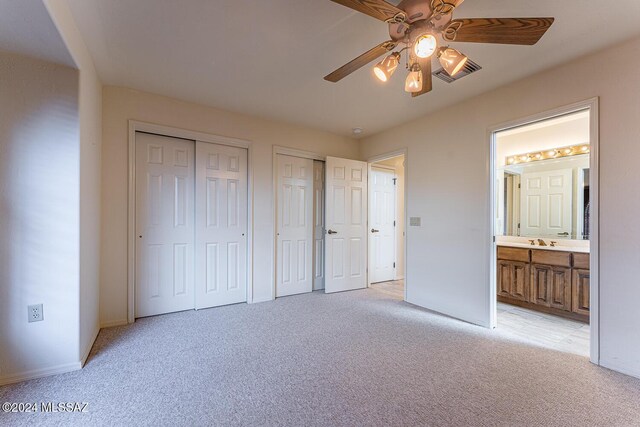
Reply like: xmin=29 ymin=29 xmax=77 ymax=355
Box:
xmin=433 ymin=59 xmax=482 ymax=83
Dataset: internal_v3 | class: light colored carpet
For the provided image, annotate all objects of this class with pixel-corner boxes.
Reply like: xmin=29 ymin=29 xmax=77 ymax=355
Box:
xmin=2 ymin=288 xmax=640 ymax=426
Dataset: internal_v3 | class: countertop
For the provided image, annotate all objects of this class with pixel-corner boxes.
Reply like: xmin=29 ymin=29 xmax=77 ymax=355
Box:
xmin=496 ymin=238 xmax=590 ymax=253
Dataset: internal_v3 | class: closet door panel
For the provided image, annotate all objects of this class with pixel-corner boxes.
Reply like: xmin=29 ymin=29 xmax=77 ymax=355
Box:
xmin=195 ymin=142 xmax=248 ymax=309
xmin=135 ymin=132 xmax=195 ymax=317
xmin=276 ymin=154 xmax=314 ymax=297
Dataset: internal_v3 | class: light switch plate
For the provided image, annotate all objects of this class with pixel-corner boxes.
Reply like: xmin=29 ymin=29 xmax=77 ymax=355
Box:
xmin=409 ymin=217 xmax=421 ymax=227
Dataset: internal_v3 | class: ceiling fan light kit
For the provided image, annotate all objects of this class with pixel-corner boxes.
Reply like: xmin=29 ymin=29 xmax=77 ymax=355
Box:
xmin=414 ymin=33 xmax=437 ymax=58
xmin=437 ymin=46 xmax=468 ymax=76
xmin=324 ymin=0 xmax=554 ymax=98
xmin=373 ymin=52 xmax=401 ymax=82
xmin=405 ymin=64 xmax=423 ymax=93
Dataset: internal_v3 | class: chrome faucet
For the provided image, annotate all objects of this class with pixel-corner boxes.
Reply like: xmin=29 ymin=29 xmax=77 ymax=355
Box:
xmin=537 ymin=239 xmax=547 ymax=246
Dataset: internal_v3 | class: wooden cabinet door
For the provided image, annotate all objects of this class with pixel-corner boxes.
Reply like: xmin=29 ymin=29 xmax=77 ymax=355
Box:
xmin=532 ymin=264 xmax=551 ymax=306
xmin=497 ymin=260 xmax=529 ymax=301
xmin=510 ymin=262 xmax=529 ymax=302
xmin=497 ymin=261 xmax=513 ymax=298
xmin=572 ymin=268 xmax=590 ymax=316
xmin=549 ymin=267 xmax=571 ymax=311
xmin=532 ymin=264 xmax=571 ymax=310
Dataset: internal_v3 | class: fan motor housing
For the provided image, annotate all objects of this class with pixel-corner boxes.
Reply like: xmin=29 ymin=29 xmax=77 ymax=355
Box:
xmin=388 ymin=0 xmax=452 ymax=41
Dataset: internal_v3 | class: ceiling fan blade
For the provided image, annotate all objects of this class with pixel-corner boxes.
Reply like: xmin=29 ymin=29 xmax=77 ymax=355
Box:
xmin=444 ymin=18 xmax=555 ymax=45
xmin=324 ymin=40 xmax=396 ymax=82
xmin=329 ymin=0 xmax=406 ymax=23
xmin=412 ymin=57 xmax=432 ymax=98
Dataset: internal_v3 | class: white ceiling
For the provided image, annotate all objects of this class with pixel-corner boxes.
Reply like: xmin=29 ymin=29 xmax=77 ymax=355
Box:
xmin=0 ymin=0 xmax=74 ymax=67
xmin=65 ymin=0 xmax=640 ymax=137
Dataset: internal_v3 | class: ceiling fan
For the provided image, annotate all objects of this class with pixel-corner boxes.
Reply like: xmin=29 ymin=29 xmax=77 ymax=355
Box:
xmin=324 ymin=0 xmax=554 ymax=97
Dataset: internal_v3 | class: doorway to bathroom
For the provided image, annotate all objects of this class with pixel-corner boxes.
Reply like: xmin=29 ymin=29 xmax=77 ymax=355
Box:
xmin=368 ymin=152 xmax=406 ymax=300
xmin=489 ymin=100 xmax=599 ymax=361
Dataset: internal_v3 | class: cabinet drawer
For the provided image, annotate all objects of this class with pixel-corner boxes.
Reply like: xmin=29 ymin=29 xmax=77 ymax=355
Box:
xmin=573 ymin=253 xmax=590 ymax=269
xmin=497 ymin=246 xmax=530 ymax=263
xmin=532 ymin=250 xmax=571 ymax=267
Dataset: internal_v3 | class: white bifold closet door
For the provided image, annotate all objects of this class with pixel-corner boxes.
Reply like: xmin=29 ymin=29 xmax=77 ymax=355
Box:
xmin=195 ymin=142 xmax=248 ymax=309
xmin=135 ymin=133 xmax=196 ymax=317
xmin=276 ymin=154 xmax=314 ymax=297
xmin=135 ymin=133 xmax=248 ymax=318
xmin=369 ymin=167 xmax=396 ymax=284
xmin=324 ymin=156 xmax=368 ymax=293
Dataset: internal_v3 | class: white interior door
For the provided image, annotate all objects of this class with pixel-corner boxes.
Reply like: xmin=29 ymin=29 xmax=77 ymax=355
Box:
xmin=521 ymin=169 xmax=572 ymax=237
xmin=135 ymin=132 xmax=195 ymax=317
xmin=369 ymin=167 xmax=396 ymax=284
xmin=313 ymin=160 xmax=325 ymax=291
xmin=324 ymin=156 xmax=368 ymax=293
xmin=276 ymin=154 xmax=313 ymax=297
xmin=195 ymin=142 xmax=248 ymax=309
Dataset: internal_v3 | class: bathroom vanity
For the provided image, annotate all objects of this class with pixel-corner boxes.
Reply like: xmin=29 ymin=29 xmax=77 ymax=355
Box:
xmin=497 ymin=243 xmax=590 ymax=323
xmin=494 ymin=136 xmax=591 ymax=323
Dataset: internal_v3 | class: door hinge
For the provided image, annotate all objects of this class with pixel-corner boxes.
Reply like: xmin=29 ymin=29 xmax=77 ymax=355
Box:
xmin=393 ymin=262 xmax=396 ymax=268
xmin=392 ymin=178 xmax=397 ymax=185
xmin=518 ymin=183 xmax=521 ymax=189
xmin=393 ymin=220 xmax=396 ymax=227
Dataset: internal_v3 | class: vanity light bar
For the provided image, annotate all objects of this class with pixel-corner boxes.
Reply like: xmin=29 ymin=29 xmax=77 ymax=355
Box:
xmin=506 ymin=144 xmax=590 ymax=165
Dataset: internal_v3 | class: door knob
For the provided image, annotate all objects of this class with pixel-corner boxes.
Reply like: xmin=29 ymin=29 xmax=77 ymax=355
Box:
xmin=327 ymin=230 xmax=338 ymax=235
xmin=371 ymin=228 xmax=380 ymax=233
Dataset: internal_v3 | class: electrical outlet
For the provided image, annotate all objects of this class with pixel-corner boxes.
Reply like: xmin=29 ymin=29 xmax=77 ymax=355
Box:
xmin=28 ymin=304 xmax=44 ymax=323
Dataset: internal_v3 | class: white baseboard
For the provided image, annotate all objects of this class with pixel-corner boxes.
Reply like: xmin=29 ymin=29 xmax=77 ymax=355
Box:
xmin=80 ymin=326 xmax=100 ymax=366
xmin=0 ymin=362 xmax=82 ymax=387
xmin=100 ymin=319 xmax=128 ymax=328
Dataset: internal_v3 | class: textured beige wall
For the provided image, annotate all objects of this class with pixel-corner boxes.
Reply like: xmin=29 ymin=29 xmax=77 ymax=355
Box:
xmin=45 ymin=0 xmax=103 ymax=366
xmin=0 ymin=51 xmax=80 ymax=383
xmin=100 ymin=86 xmax=360 ymax=326
xmin=360 ymin=36 xmax=640 ymax=378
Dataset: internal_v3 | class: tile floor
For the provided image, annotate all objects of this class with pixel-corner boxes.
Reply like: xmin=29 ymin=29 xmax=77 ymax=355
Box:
xmin=369 ymin=280 xmax=405 ymax=299
xmin=497 ymin=302 xmax=590 ymax=357
xmin=370 ymin=279 xmax=590 ymax=357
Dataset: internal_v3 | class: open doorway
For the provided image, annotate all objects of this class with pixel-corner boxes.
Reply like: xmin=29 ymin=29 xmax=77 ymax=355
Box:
xmin=490 ymin=102 xmax=598 ymax=360
xmin=274 ymin=149 xmax=371 ymax=298
xmin=368 ymin=154 xmax=406 ymax=300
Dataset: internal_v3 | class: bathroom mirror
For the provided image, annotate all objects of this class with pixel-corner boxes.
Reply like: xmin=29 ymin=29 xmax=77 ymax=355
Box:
xmin=496 ymin=154 xmax=590 ymax=240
